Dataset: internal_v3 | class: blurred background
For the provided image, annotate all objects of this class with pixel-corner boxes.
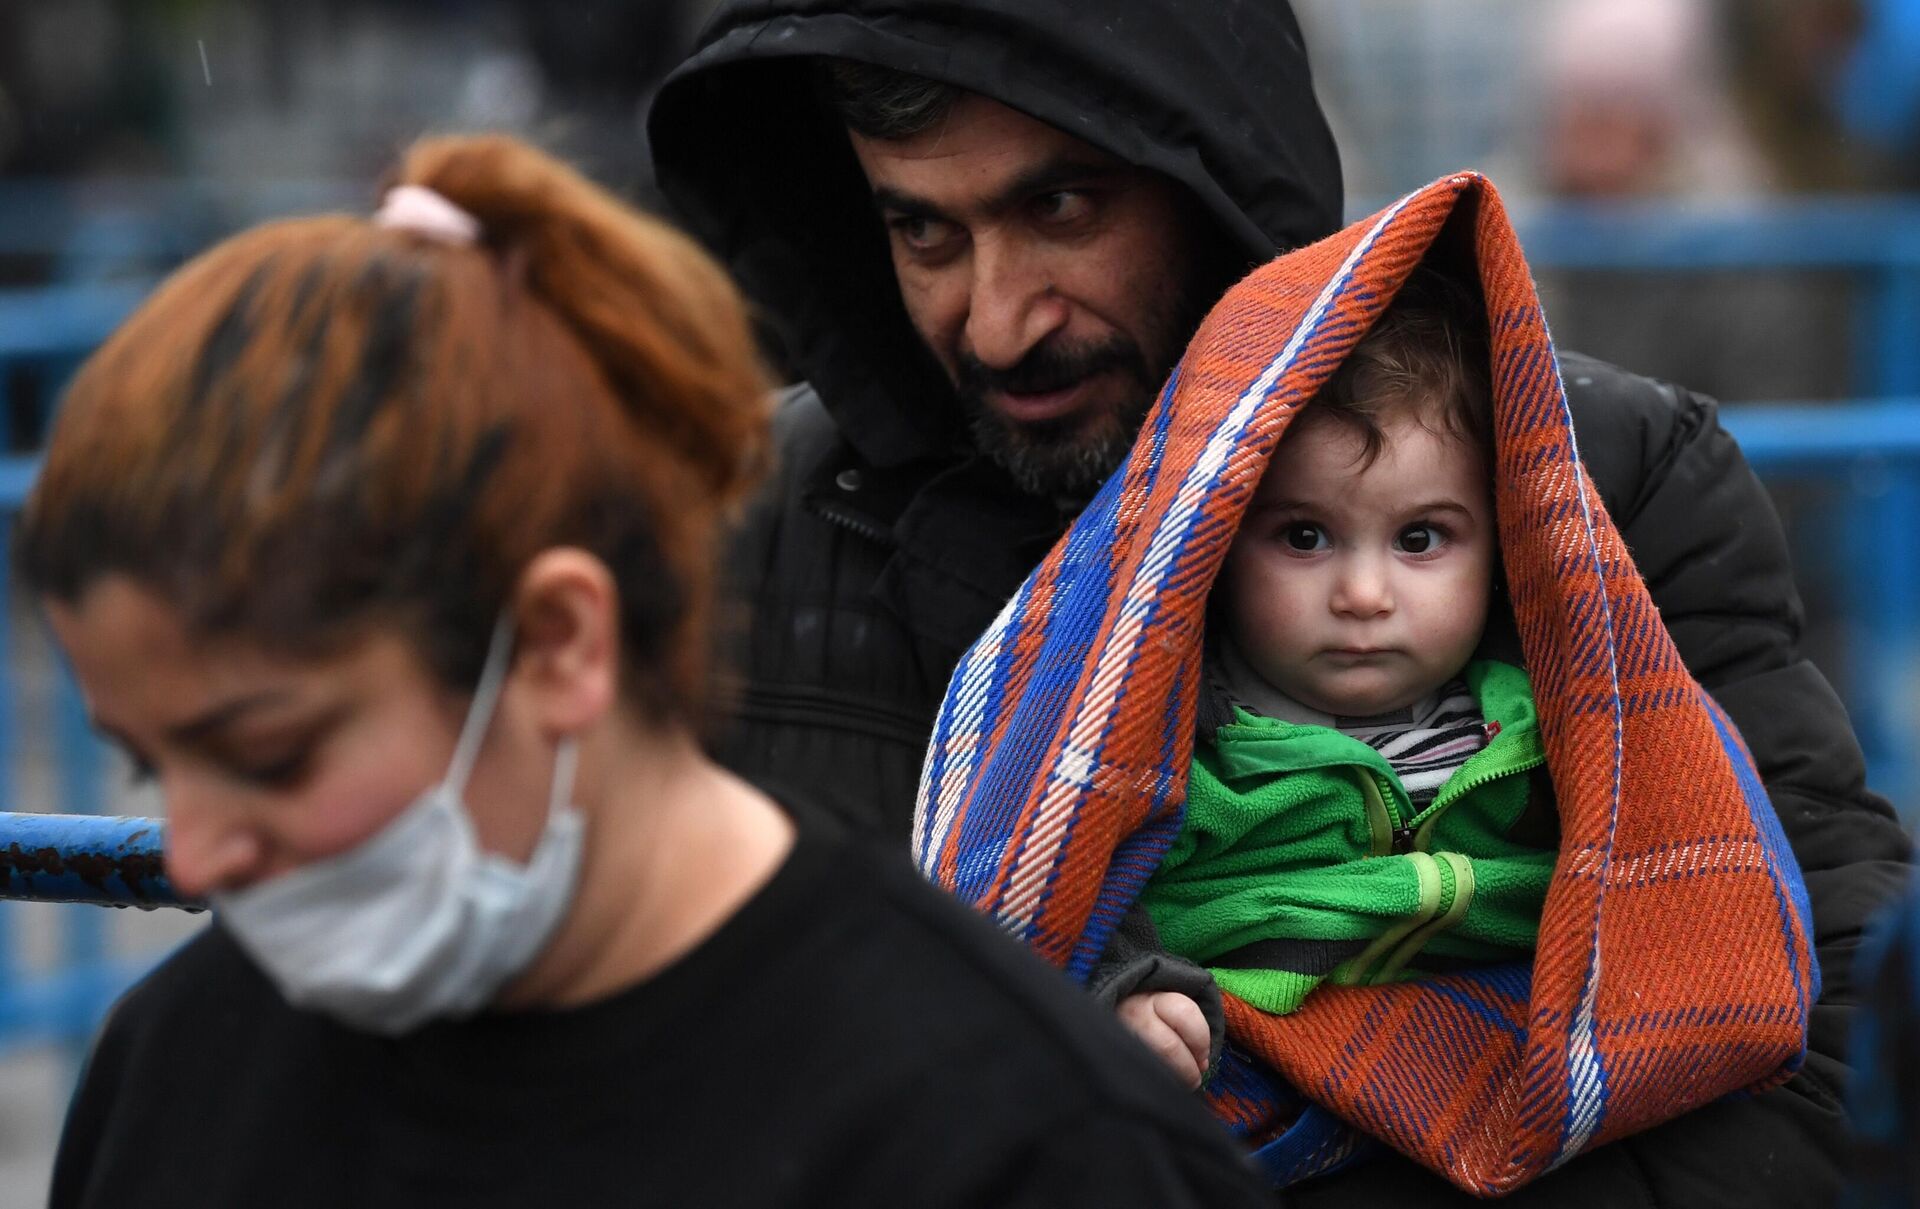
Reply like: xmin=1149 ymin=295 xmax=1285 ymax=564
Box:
xmin=0 ymin=0 xmax=1913 ymax=1200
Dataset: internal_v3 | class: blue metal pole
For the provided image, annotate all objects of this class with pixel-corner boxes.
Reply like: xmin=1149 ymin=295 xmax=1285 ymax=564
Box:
xmin=0 ymin=813 xmax=195 ymax=909
xmin=54 ymin=659 xmax=114 ymax=1048
xmin=1876 ymin=254 xmax=1920 ymax=398
xmin=1859 ymin=467 xmax=1920 ymax=813
xmin=1881 ymin=253 xmax=1920 ymax=813
xmin=1721 ymin=400 xmax=1920 ymax=467
xmin=0 ymin=528 xmax=18 ymax=1040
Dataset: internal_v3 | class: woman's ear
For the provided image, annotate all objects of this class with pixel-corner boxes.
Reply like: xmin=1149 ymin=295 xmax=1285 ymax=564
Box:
xmin=508 ymin=548 xmax=621 ymax=738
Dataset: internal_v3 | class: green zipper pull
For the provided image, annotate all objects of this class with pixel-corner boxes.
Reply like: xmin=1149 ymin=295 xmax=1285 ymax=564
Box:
xmin=1354 ymin=769 xmax=1410 ymax=857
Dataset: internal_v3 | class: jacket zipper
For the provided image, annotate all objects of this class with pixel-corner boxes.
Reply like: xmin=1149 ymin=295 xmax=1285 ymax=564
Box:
xmin=1343 ymin=739 xmax=1541 ymax=983
xmin=1410 ymin=746 xmax=1548 ymax=850
xmin=1354 ymin=770 xmax=1404 ymax=857
xmin=1355 ymin=737 xmax=1544 ymax=856
xmin=808 ymin=496 xmax=894 ymax=546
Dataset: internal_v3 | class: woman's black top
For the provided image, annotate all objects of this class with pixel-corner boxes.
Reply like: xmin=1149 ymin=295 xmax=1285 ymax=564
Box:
xmin=51 ymin=809 xmax=1270 ymax=1208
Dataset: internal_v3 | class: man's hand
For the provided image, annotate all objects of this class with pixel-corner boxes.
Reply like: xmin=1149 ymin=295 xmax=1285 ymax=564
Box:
xmin=1116 ymin=991 xmax=1211 ymax=1089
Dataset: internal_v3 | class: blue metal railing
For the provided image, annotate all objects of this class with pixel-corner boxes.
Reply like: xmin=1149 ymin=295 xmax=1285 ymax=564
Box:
xmin=1720 ymin=403 xmax=1920 ymax=811
xmin=0 ymin=814 xmax=181 ymax=907
xmin=1513 ymin=196 xmax=1920 ymax=396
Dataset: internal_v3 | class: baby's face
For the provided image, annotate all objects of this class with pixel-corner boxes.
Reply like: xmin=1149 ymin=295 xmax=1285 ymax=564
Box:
xmin=1222 ymin=410 xmax=1495 ymax=717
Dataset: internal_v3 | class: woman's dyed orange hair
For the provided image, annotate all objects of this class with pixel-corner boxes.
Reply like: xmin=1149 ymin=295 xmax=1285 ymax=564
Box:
xmin=17 ymin=134 xmax=772 ymax=721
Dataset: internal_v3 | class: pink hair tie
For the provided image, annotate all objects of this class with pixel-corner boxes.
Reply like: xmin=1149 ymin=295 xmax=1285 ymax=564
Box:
xmin=373 ymin=184 xmax=481 ymax=245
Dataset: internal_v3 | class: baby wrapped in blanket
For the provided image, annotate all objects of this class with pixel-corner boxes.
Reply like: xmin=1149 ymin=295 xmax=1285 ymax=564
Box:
xmin=1096 ymin=264 xmax=1560 ymax=1086
xmin=913 ymin=172 xmax=1818 ymax=1196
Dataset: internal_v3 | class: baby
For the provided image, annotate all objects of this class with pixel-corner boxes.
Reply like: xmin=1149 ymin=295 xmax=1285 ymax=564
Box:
xmin=1100 ymin=267 xmax=1558 ymax=1087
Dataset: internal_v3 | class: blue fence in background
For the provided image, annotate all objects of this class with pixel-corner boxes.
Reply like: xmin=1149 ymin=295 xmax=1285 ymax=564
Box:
xmin=1720 ymin=404 xmax=1920 ymax=812
xmin=1516 ymin=197 xmax=1920 ymax=395
xmin=1514 ymin=196 xmax=1920 ymax=813
xmin=0 ymin=187 xmax=1911 ymax=1057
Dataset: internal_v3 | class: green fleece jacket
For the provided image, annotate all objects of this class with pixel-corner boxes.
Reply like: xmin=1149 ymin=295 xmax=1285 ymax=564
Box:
xmin=1139 ymin=660 xmax=1556 ymax=1016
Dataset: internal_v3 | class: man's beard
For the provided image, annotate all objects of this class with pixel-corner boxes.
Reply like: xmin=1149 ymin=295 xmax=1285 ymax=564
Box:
xmin=953 ymin=336 xmax=1159 ymax=499
xmin=949 ymin=259 xmax=1218 ymax=500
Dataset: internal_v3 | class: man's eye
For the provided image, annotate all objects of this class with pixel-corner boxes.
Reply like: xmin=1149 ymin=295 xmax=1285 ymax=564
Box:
xmin=1281 ymin=523 xmax=1328 ymax=552
xmin=1033 ymin=190 xmax=1092 ymax=224
xmin=888 ymin=215 xmax=958 ymax=253
xmin=1396 ymin=524 xmax=1443 ymax=555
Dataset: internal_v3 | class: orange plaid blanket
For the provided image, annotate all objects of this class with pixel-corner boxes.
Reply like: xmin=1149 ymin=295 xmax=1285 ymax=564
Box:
xmin=913 ymin=172 xmax=1817 ymax=1195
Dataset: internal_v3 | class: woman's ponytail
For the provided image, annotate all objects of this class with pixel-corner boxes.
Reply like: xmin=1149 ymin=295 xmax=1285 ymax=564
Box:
xmin=389 ymin=134 xmax=772 ymax=510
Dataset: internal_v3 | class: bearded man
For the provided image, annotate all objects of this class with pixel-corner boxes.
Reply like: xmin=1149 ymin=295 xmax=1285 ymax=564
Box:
xmin=648 ymin=4 xmax=1907 ymax=1203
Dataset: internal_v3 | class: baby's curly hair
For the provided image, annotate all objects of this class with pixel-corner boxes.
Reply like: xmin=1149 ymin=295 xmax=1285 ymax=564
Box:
xmin=1310 ymin=264 xmax=1492 ymax=464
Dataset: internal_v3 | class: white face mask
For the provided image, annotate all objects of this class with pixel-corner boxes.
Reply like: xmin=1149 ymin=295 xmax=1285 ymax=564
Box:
xmin=212 ymin=618 xmax=586 ymax=1035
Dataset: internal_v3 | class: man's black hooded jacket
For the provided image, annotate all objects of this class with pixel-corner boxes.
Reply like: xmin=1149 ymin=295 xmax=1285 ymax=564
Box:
xmin=651 ymin=3 xmax=1908 ymax=1204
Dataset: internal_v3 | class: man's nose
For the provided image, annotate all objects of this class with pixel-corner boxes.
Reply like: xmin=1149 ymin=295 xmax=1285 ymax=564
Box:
xmin=1330 ymin=556 xmax=1394 ymax=619
xmin=163 ymin=781 xmax=267 ymax=898
xmin=964 ymin=236 xmax=1070 ymax=370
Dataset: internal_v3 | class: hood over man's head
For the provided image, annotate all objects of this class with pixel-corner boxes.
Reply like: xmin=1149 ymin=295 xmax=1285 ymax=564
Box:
xmin=650 ymin=0 xmax=1344 ymax=492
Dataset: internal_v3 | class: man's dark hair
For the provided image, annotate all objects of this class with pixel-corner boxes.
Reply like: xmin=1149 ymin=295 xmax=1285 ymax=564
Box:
xmin=1311 ymin=265 xmax=1492 ymax=466
xmin=820 ymin=59 xmax=961 ymax=139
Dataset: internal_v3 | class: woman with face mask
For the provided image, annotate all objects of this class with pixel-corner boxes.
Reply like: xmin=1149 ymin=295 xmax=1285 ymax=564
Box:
xmin=27 ymin=136 xmax=1271 ymax=1209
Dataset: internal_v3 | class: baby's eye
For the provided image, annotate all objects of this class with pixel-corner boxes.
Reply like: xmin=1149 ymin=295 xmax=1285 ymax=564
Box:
xmin=1280 ymin=523 xmax=1329 ymax=552
xmin=1396 ymin=524 xmax=1444 ymax=555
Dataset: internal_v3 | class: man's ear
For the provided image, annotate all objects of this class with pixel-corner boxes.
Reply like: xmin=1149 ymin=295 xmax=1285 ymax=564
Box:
xmin=508 ymin=548 xmax=620 ymax=738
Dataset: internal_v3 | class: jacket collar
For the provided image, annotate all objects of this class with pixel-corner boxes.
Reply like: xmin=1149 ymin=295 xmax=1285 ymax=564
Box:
xmin=802 ymin=450 xmax=1069 ymax=653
